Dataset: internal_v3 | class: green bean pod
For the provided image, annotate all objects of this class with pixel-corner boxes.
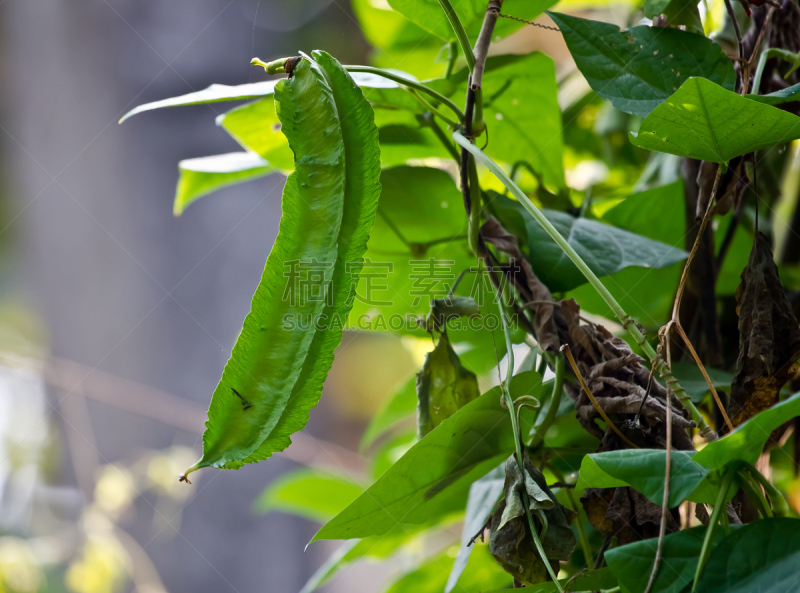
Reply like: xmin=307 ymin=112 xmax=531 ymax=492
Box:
xmin=183 ymin=52 xmax=381 ymax=478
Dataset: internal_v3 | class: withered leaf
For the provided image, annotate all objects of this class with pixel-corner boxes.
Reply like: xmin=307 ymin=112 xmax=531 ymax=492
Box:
xmin=489 ymin=453 xmax=576 ymax=586
xmin=730 ymin=232 xmax=800 ymax=427
xmin=416 ymin=333 xmax=480 ymax=438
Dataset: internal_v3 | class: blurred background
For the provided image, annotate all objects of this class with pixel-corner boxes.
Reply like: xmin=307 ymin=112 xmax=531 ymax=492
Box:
xmin=0 ymin=1 xmax=752 ymax=593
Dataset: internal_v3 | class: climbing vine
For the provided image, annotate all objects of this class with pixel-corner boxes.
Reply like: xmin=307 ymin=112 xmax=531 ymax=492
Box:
xmin=125 ymin=0 xmax=800 ymax=591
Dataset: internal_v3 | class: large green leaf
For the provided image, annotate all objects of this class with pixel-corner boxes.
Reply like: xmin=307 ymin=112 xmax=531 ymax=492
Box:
xmin=387 ymin=0 xmax=556 ymax=43
xmin=312 ymin=372 xmax=543 ymax=540
xmin=254 ymin=468 xmax=363 ymax=522
xmin=173 ymin=152 xmax=274 ymax=216
xmin=693 ymin=391 xmax=800 ymax=470
xmin=183 ymin=52 xmax=382 ymax=477
xmin=491 ymin=194 xmax=688 ymax=292
xmin=576 ymin=449 xmax=712 ymax=507
xmin=747 ymin=82 xmax=800 ymax=106
xmin=631 ymin=77 xmax=800 ymax=162
xmin=696 ymin=518 xmax=800 ymax=593
xmin=547 ymin=12 xmax=735 ymax=117
xmin=445 ymin=465 xmax=504 ymax=593
xmin=606 ymin=526 xmax=730 ymax=593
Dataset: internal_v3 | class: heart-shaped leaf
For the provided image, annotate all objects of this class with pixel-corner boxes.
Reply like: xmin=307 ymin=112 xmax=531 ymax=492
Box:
xmin=547 ymin=12 xmax=735 ymax=117
xmin=631 ymin=77 xmax=800 ymax=163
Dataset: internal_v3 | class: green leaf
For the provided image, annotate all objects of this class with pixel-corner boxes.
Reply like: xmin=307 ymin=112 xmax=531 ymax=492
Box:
xmin=360 ymin=377 xmax=416 ymax=450
xmin=747 ymin=82 xmax=800 ymax=106
xmin=347 ymin=166 xmax=475 ymax=337
xmin=480 ymin=53 xmax=564 ymax=189
xmin=184 ymin=52 xmax=382 ymax=476
xmin=217 ymin=98 xmax=295 ymax=170
xmin=120 ymin=70 xmax=404 ymax=122
xmin=491 ymin=194 xmax=688 ymax=292
xmin=696 ymin=518 xmax=800 ymax=593
xmin=301 ymin=524 xmax=437 ymax=593
xmin=488 ymin=568 xmax=617 ymax=592
xmin=445 ymin=54 xmax=563 ymax=188
xmin=631 ymin=77 xmax=800 ymax=163
xmin=253 ymin=468 xmax=363 ymax=522
xmin=387 ymin=0 xmax=556 ymax=43
xmin=386 ymin=544 xmax=510 ymax=593
xmin=351 ymin=0 xmax=446 ymax=78
xmin=445 ymin=465 xmax=504 ymax=593
xmin=606 ymin=526 xmax=729 ymax=593
xmin=119 ymin=80 xmax=279 ymax=122
xmin=312 ymin=372 xmax=543 ymax=541
xmin=547 ymin=12 xmax=735 ymax=117
xmin=173 ymin=152 xmax=274 ymax=216
xmin=669 ymin=362 xmax=734 ymax=403
xmin=693 ymin=391 xmax=800 ymax=470
xmin=645 ymin=0 xmax=703 ymax=35
xmin=417 ymin=333 xmax=481 ymax=438
xmin=576 ymin=449 xmax=711 ymax=507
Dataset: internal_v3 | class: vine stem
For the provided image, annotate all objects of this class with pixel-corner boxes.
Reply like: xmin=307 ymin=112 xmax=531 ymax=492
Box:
xmin=343 ymin=65 xmax=464 ymax=121
xmin=530 ymin=354 xmax=564 ymax=448
xmin=438 ymin=0 xmax=475 ymax=73
xmin=453 ymin=131 xmax=716 ymax=439
xmin=498 ymin=302 xmax=564 ymax=591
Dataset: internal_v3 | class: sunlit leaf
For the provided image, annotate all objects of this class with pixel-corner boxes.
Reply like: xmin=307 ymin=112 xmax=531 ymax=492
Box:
xmin=313 ymin=372 xmax=542 ymax=540
xmin=387 ymin=544 xmax=510 ymax=593
xmin=631 ymin=77 xmax=800 ymax=162
xmin=387 ymin=0 xmax=556 ymax=43
xmin=120 ymin=70 xmax=405 ymax=122
xmin=174 ymin=152 xmax=274 ymax=216
xmin=447 ymin=54 xmax=564 ymax=188
xmin=254 ymin=468 xmax=363 ymax=522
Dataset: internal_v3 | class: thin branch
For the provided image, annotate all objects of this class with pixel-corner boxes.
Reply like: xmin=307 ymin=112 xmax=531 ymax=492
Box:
xmin=667 ymin=166 xmax=734 ymax=432
xmin=471 ymin=1 xmax=503 ymax=90
xmin=644 ymin=352 xmax=674 ymax=593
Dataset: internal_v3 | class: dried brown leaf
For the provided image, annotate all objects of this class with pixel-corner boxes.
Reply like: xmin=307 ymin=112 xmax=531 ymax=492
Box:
xmin=730 ymin=232 xmax=800 ymax=427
